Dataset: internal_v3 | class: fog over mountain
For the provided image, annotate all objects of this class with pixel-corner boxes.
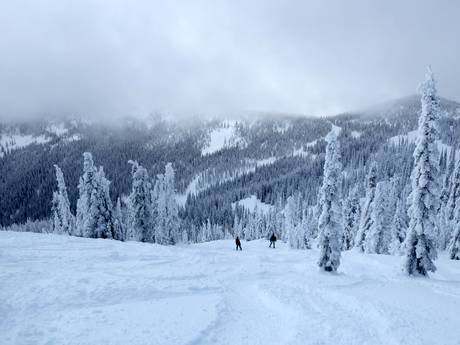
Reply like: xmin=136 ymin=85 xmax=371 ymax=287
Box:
xmin=1 ymin=0 xmax=460 ymax=121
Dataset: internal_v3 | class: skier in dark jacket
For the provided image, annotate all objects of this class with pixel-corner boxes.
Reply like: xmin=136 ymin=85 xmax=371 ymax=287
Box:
xmin=269 ymin=233 xmax=277 ymax=248
xmin=235 ymin=236 xmax=242 ymax=251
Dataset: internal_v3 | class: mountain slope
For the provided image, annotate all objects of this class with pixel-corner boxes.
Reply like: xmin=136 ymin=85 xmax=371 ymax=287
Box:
xmin=1 ymin=96 xmax=460 ymax=228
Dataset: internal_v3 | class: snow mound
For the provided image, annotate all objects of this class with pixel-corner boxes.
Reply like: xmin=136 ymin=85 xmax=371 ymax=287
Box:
xmin=202 ymin=121 xmax=246 ymax=156
xmin=2 ymin=231 xmax=460 ymax=345
xmin=232 ymin=195 xmax=274 ymax=214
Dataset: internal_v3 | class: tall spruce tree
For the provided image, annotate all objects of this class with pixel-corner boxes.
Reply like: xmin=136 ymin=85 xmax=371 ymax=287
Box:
xmin=342 ymin=186 xmax=360 ymax=250
xmin=76 ymin=153 xmax=114 ymax=239
xmin=155 ymin=163 xmax=180 ymax=245
xmin=51 ymin=164 xmax=74 ymax=235
xmin=317 ymin=131 xmax=342 ymax=272
xmin=404 ymin=68 xmax=440 ymax=276
xmin=355 ymin=162 xmax=378 ymax=252
xmin=366 ymin=181 xmax=391 ymax=254
xmin=127 ymin=161 xmax=153 ymax=242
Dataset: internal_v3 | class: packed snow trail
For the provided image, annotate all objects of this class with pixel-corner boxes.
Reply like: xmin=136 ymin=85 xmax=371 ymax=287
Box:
xmin=2 ymin=232 xmax=460 ymax=345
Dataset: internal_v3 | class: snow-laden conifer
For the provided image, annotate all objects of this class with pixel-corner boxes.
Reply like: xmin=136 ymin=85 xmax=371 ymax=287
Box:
xmin=51 ymin=164 xmax=74 ymax=235
xmin=390 ymin=198 xmax=408 ymax=254
xmin=317 ymin=131 xmax=342 ymax=272
xmin=448 ymin=203 xmax=460 ymax=260
xmin=155 ymin=163 xmax=180 ymax=244
xmin=127 ymin=161 xmax=153 ymax=242
xmin=366 ymin=181 xmax=391 ymax=254
xmin=404 ymin=68 xmax=440 ymax=276
xmin=76 ymin=152 xmax=98 ymax=237
xmin=76 ymin=153 xmax=115 ymax=239
xmin=342 ymin=187 xmax=360 ymax=250
xmin=355 ymin=162 xmax=377 ymax=251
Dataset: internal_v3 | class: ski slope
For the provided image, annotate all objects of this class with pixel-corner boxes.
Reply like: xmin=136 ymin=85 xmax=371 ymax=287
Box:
xmin=2 ymin=231 xmax=460 ymax=345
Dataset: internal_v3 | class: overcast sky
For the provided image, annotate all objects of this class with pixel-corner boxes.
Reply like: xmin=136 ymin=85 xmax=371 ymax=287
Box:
xmin=0 ymin=0 xmax=459 ymax=120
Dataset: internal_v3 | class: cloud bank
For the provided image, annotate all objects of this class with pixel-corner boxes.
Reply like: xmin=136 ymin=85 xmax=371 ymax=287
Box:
xmin=0 ymin=0 xmax=459 ymax=120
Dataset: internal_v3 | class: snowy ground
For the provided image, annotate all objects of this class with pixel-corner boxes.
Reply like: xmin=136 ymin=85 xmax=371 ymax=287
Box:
xmin=2 ymin=232 xmax=460 ymax=345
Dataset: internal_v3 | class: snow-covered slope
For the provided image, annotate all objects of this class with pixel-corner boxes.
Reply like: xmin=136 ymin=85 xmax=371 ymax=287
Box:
xmin=232 ymin=195 xmax=274 ymax=214
xmin=389 ymin=129 xmax=453 ymax=155
xmin=0 ymin=133 xmax=50 ymax=157
xmin=202 ymin=121 xmax=246 ymax=155
xmin=2 ymin=231 xmax=460 ymax=345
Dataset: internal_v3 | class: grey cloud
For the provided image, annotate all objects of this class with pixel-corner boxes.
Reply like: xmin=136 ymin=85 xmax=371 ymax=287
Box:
xmin=0 ymin=0 xmax=459 ymax=121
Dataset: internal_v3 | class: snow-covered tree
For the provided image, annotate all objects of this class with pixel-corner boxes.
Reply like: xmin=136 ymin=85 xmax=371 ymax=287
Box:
xmin=113 ymin=197 xmax=125 ymax=241
xmin=76 ymin=152 xmax=98 ymax=237
xmin=51 ymin=164 xmax=74 ymax=235
xmin=317 ymin=131 xmax=342 ymax=272
xmin=75 ymin=153 xmax=115 ymax=239
xmin=285 ymin=196 xmax=298 ymax=248
xmin=342 ymin=187 xmax=360 ymax=250
xmin=448 ymin=201 xmax=460 ymax=260
xmin=355 ymin=162 xmax=377 ymax=251
xmin=366 ymin=181 xmax=391 ymax=254
xmin=444 ymin=156 xmax=460 ymax=244
xmin=89 ymin=167 xmax=116 ymax=239
xmin=390 ymin=198 xmax=408 ymax=254
xmin=404 ymin=68 xmax=440 ymax=276
xmin=127 ymin=161 xmax=153 ymax=242
xmin=154 ymin=163 xmax=180 ymax=245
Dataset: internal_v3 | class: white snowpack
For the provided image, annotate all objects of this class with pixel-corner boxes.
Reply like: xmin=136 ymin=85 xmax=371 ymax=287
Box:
xmin=46 ymin=123 xmax=68 ymax=137
xmin=0 ymin=134 xmax=50 ymax=157
xmin=351 ymin=130 xmax=362 ymax=138
xmin=389 ymin=129 xmax=455 ymax=156
xmin=201 ymin=121 xmax=246 ymax=156
xmin=2 ymin=232 xmax=460 ymax=345
xmin=232 ymin=195 xmax=274 ymax=214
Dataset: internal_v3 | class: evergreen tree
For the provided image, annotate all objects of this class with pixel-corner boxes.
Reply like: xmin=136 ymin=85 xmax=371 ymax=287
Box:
xmin=75 ymin=153 xmax=115 ymax=239
xmin=76 ymin=152 xmax=98 ymax=237
xmin=342 ymin=187 xmax=360 ymax=250
xmin=366 ymin=181 xmax=391 ymax=254
xmin=285 ymin=196 xmax=298 ymax=248
xmin=51 ymin=164 xmax=74 ymax=235
xmin=448 ymin=203 xmax=460 ymax=260
xmin=113 ymin=197 xmax=125 ymax=241
xmin=355 ymin=162 xmax=378 ymax=251
xmin=90 ymin=167 xmax=115 ymax=239
xmin=127 ymin=161 xmax=153 ymax=242
xmin=390 ymin=198 xmax=408 ymax=254
xmin=155 ymin=163 xmax=180 ymax=245
xmin=404 ymin=68 xmax=440 ymax=276
xmin=445 ymin=156 xmax=460 ymax=245
xmin=317 ymin=131 xmax=342 ymax=272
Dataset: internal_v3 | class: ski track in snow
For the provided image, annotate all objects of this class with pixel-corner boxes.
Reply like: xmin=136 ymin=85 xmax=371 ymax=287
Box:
xmin=2 ymin=232 xmax=460 ymax=345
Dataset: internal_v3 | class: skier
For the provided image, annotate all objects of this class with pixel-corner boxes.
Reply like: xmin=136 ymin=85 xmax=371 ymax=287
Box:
xmin=235 ymin=236 xmax=242 ymax=251
xmin=269 ymin=233 xmax=277 ymax=248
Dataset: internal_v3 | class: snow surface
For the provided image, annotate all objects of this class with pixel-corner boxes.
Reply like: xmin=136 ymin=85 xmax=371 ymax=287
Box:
xmin=350 ymin=130 xmax=362 ymax=138
xmin=177 ymin=158 xmax=278 ymax=206
xmin=389 ymin=130 xmax=454 ymax=156
xmin=2 ymin=231 xmax=460 ymax=345
xmin=46 ymin=123 xmax=68 ymax=137
xmin=201 ymin=121 xmax=246 ymax=156
xmin=0 ymin=134 xmax=50 ymax=157
xmin=232 ymin=195 xmax=274 ymax=215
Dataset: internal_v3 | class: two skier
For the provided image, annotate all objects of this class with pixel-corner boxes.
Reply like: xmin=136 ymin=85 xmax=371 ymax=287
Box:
xmin=235 ymin=233 xmax=277 ymax=250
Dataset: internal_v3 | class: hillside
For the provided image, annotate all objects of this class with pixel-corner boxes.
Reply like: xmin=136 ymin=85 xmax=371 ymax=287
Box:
xmin=1 ymin=231 xmax=460 ymax=345
xmin=1 ymin=95 xmax=460 ymax=231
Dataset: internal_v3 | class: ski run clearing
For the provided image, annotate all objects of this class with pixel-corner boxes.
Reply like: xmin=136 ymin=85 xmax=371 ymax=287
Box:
xmin=2 ymin=232 xmax=460 ymax=345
